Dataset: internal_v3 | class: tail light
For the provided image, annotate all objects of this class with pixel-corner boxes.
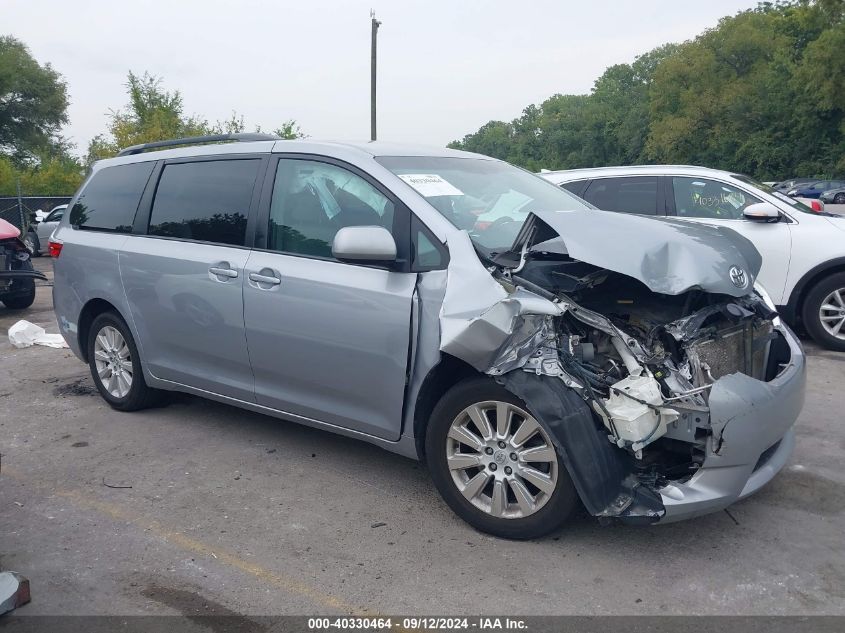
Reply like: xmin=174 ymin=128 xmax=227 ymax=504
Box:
xmin=48 ymin=238 xmax=63 ymax=258
xmin=810 ymin=200 xmax=824 ymax=213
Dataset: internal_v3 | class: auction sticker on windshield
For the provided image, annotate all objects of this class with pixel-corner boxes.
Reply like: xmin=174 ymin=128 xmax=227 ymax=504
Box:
xmin=398 ymin=174 xmax=464 ymax=197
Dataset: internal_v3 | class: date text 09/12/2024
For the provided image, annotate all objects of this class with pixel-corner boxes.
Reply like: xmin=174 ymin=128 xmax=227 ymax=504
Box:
xmin=307 ymin=617 xmax=528 ymax=631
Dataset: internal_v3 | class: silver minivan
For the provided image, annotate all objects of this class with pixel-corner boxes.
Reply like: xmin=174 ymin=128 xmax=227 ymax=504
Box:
xmin=52 ymin=134 xmax=805 ymax=539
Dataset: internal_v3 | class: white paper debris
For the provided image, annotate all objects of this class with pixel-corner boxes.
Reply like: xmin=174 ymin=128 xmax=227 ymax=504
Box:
xmin=8 ymin=320 xmax=68 ymax=349
xmin=398 ymin=174 xmax=464 ymax=197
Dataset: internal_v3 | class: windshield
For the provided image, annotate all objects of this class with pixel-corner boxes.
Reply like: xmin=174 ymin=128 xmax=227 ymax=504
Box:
xmin=376 ymin=156 xmax=591 ymax=253
xmin=732 ymin=174 xmax=820 ymax=215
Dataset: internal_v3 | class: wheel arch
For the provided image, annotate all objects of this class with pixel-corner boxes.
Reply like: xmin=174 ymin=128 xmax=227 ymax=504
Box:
xmin=783 ymin=257 xmax=845 ymax=324
xmin=77 ymin=298 xmax=126 ymax=363
xmin=411 ymin=353 xmax=481 ymax=459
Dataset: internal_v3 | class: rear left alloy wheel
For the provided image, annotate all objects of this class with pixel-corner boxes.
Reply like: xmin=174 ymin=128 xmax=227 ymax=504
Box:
xmin=426 ymin=378 xmax=578 ymax=539
xmin=87 ymin=312 xmax=161 ymax=411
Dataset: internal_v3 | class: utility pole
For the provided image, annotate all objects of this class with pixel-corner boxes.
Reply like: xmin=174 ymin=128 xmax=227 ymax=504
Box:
xmin=370 ymin=10 xmax=381 ymax=141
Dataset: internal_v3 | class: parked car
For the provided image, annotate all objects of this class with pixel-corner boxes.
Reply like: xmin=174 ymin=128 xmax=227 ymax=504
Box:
xmin=787 ymin=180 xmax=845 ymax=199
xmin=772 ymin=178 xmax=815 ymax=192
xmin=52 ymin=135 xmax=804 ymax=539
xmin=542 ymin=166 xmax=845 ymax=351
xmin=0 ymin=218 xmax=47 ymax=309
xmin=820 ymin=186 xmax=845 ymax=205
xmin=32 ymin=204 xmax=66 ymax=256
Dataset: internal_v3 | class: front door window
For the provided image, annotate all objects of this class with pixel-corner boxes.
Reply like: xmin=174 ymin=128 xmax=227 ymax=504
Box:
xmin=672 ymin=177 xmax=761 ymax=220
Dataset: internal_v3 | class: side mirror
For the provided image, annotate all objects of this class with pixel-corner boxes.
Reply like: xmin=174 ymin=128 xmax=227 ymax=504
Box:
xmin=332 ymin=226 xmax=397 ymax=263
xmin=743 ymin=202 xmax=781 ymax=222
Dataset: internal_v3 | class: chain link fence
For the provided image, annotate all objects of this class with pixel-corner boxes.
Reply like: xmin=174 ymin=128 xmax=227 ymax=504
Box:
xmin=0 ymin=196 xmax=73 ymax=233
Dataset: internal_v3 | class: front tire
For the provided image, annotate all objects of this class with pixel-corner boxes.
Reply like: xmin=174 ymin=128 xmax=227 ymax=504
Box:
xmin=802 ymin=272 xmax=845 ymax=352
xmin=425 ymin=377 xmax=578 ymax=539
xmin=834 ymin=193 xmax=845 ymax=204
xmin=87 ymin=312 xmax=161 ymax=411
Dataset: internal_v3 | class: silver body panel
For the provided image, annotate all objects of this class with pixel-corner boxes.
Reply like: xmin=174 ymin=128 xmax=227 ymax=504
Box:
xmin=120 ymin=236 xmax=255 ymax=402
xmin=242 ymin=250 xmax=415 ymax=440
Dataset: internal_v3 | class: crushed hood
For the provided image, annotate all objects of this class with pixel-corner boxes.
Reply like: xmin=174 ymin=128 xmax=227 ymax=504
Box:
xmin=509 ymin=209 xmax=763 ymax=297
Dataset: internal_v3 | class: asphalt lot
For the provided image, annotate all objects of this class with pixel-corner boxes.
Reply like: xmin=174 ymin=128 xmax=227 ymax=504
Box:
xmin=1 ymin=254 xmax=844 ymax=617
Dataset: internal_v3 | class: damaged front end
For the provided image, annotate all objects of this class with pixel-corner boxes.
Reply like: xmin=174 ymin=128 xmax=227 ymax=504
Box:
xmin=439 ymin=212 xmax=805 ymax=524
xmin=0 ymin=219 xmax=47 ymax=297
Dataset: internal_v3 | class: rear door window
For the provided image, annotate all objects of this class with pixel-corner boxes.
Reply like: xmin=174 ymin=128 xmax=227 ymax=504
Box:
xmin=581 ymin=177 xmax=659 ymax=215
xmin=70 ymin=162 xmax=155 ymax=232
xmin=560 ymin=180 xmax=589 ymax=198
xmin=147 ymin=159 xmax=261 ymax=246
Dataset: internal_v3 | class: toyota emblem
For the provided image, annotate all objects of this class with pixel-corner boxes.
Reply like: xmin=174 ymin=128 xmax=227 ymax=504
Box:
xmin=729 ymin=265 xmax=748 ymax=289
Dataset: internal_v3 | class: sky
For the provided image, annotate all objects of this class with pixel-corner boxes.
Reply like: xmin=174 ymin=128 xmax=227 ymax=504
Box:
xmin=7 ymin=0 xmax=761 ymax=156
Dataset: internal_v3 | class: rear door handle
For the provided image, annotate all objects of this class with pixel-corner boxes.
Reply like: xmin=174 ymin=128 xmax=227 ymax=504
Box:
xmin=209 ymin=267 xmax=238 ymax=278
xmin=248 ymin=272 xmax=281 ymax=285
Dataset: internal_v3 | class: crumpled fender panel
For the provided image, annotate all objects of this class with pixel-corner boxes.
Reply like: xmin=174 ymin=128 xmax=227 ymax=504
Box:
xmin=438 ymin=232 xmax=561 ymax=371
xmin=499 ymin=371 xmax=665 ymax=522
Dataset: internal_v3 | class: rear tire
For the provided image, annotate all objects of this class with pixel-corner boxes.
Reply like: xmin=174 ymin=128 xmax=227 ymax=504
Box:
xmin=425 ymin=377 xmax=578 ymax=540
xmin=802 ymin=272 xmax=845 ymax=352
xmin=1 ymin=281 xmax=36 ymax=309
xmin=87 ymin=312 xmax=162 ymax=411
xmin=834 ymin=193 xmax=845 ymax=204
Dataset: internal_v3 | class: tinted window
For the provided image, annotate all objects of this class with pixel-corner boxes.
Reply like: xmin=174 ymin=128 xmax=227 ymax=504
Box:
xmin=412 ymin=216 xmax=447 ymax=270
xmin=560 ymin=180 xmax=589 ymax=197
xmin=268 ymin=159 xmax=395 ymax=259
xmin=70 ymin=162 xmax=154 ymax=232
xmin=148 ymin=159 xmax=260 ymax=245
xmin=673 ymin=177 xmax=761 ymax=220
xmin=582 ymin=177 xmax=658 ymax=215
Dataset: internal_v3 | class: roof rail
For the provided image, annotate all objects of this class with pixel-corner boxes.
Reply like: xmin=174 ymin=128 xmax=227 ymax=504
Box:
xmin=116 ymin=133 xmax=281 ymax=157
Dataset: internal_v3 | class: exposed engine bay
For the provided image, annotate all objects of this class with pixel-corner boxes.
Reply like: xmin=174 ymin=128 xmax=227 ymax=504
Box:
xmin=502 ymin=260 xmax=782 ymax=478
xmin=436 ymin=224 xmax=794 ymax=522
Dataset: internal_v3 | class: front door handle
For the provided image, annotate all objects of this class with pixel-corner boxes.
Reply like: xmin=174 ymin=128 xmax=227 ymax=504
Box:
xmin=248 ymin=272 xmax=281 ymax=285
xmin=209 ymin=267 xmax=238 ymax=279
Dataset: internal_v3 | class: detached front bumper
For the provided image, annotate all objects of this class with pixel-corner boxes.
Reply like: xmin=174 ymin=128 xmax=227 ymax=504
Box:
xmin=657 ymin=322 xmax=805 ymax=523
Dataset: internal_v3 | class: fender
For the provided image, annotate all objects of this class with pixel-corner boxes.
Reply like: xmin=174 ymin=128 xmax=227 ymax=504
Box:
xmin=782 ymin=257 xmax=845 ymax=323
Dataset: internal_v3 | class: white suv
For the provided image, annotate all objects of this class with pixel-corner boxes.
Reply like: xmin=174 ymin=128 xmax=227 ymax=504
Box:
xmin=541 ymin=165 xmax=845 ymax=351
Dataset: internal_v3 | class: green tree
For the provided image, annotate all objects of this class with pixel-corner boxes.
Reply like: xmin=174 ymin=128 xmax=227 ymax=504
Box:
xmin=0 ymin=154 xmax=84 ymax=196
xmin=451 ymin=0 xmax=845 ymax=180
xmin=87 ymin=72 xmax=305 ymax=163
xmin=0 ymin=35 xmax=69 ymax=164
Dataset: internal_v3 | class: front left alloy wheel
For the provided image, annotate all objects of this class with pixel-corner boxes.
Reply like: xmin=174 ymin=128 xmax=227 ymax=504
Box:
xmin=426 ymin=378 xmax=578 ymax=539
